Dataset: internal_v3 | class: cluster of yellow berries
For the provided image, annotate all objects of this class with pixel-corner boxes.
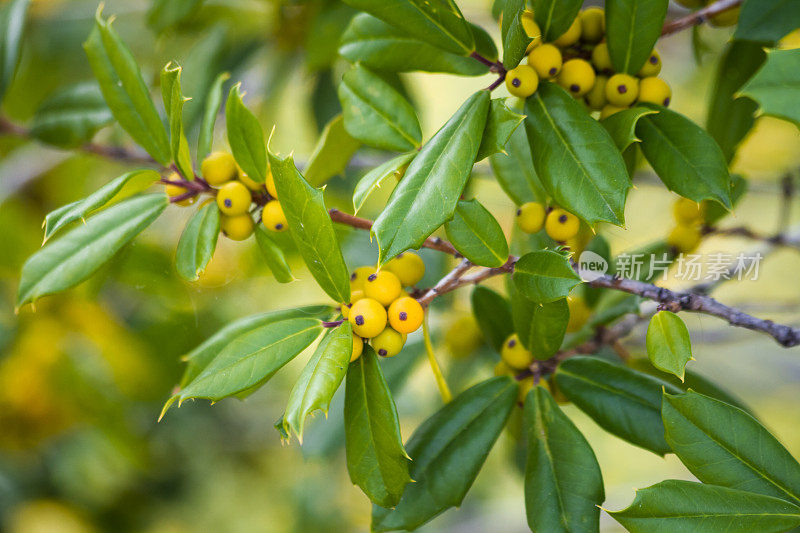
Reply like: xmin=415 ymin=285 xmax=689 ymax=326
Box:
xmin=343 ymin=252 xmax=426 ymax=363
xmin=164 ymin=151 xmax=288 ymax=241
xmin=504 ymin=8 xmax=672 ymax=119
xmin=515 ymin=202 xmax=580 ymax=242
xmin=667 ymin=197 xmax=706 ymax=253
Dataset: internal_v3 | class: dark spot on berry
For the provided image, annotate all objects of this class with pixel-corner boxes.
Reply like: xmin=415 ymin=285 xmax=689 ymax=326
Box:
xmin=397 ymin=253 xmax=404 ymax=258
xmin=351 ymin=272 xmax=357 ymax=281
xmin=512 ymin=77 xmax=521 ymax=88
xmin=224 ymin=198 xmax=232 ymax=208
xmin=367 ymin=273 xmax=377 ymax=282
xmin=378 ymin=349 xmax=387 ymax=356
xmin=570 ymin=84 xmax=580 ymax=93
xmin=617 ymin=85 xmax=627 ymax=94
xmin=508 ymin=339 xmax=516 ymax=347
xmin=650 ymin=55 xmax=658 ymax=64
xmin=399 ymin=312 xmax=407 ymax=321
xmin=559 ymin=214 xmax=568 ymax=223
xmin=275 ymin=223 xmax=283 ymax=230
xmin=516 ymin=209 xmax=522 ymax=216
xmin=549 ymin=67 xmax=557 ymax=76
xmin=355 ymin=315 xmax=364 ymax=325
xmin=663 ymin=97 xmax=670 ymax=106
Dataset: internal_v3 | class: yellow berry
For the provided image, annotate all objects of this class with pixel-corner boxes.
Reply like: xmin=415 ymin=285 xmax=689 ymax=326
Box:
xmin=638 ymin=76 xmax=672 ymax=107
xmin=238 ymin=172 xmax=263 ymax=192
xmin=216 ymin=181 xmax=251 ymax=216
xmin=350 ymin=333 xmax=364 ymax=362
xmin=591 ymin=41 xmax=612 ymax=72
xmin=673 ymin=198 xmax=704 ymax=224
xmin=348 ymin=298 xmax=388 ymax=338
xmin=501 ymin=333 xmax=533 ymax=369
xmin=265 ymin=169 xmax=278 ymax=198
xmin=388 ymin=296 xmax=424 ymax=334
xmin=518 ymin=376 xmax=536 ymax=403
xmin=494 ymin=360 xmax=514 ymax=376
xmin=667 ymin=224 xmax=702 ymax=253
xmin=262 ymin=200 xmax=288 ymax=232
xmin=566 ymin=296 xmax=591 ymax=333
xmin=710 ymin=6 xmax=740 ymax=27
xmin=605 ymin=73 xmax=639 ymax=106
xmin=545 ymin=208 xmax=580 ymax=242
xmin=445 ymin=315 xmax=483 ymax=357
xmin=220 ymin=213 xmax=254 ymax=241
xmin=579 ymin=7 xmax=605 ymax=43
xmin=779 ymin=29 xmax=800 ymax=50
xmin=516 ymin=202 xmax=546 ymax=233
xmin=350 ymin=266 xmax=376 ymax=292
xmin=385 ymin=252 xmax=425 ymax=287
xmin=528 ymin=43 xmax=563 ymax=79
xmin=553 ymin=17 xmax=582 ymax=48
xmin=505 ymin=65 xmax=539 ymax=98
xmin=341 ymin=290 xmax=366 ymax=320
xmin=637 ymin=49 xmax=662 ymax=77
xmin=521 ymin=11 xmax=542 ymax=52
xmin=371 ymin=327 xmax=407 ymax=358
xmin=363 ymin=270 xmax=402 ymax=306
xmin=164 ymin=178 xmax=195 ymax=206
xmin=600 ymin=104 xmax=626 ymax=119
xmin=585 ymin=75 xmax=608 ymax=110
xmin=201 ymin=151 xmax=238 ymax=186
xmin=558 ymin=59 xmax=596 ymax=97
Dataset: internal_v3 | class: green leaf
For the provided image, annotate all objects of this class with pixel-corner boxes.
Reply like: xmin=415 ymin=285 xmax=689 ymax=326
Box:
xmin=29 ymin=82 xmax=114 ymax=149
xmin=254 ymin=225 xmax=294 ymax=283
xmin=0 ymin=0 xmax=29 ymax=101
xmin=339 ymin=14 xmax=496 ymax=76
xmin=225 ymin=83 xmax=267 ymax=183
xmin=609 ymin=480 xmax=800 ymax=533
xmin=161 ymin=62 xmax=193 ymax=179
xmin=476 ymin=98 xmax=525 ymax=161
xmin=601 ymin=106 xmax=658 ymax=152
xmin=42 ymin=169 xmax=158 ymax=243
xmin=345 ymin=346 xmax=410 ymax=508
xmin=735 ymin=0 xmax=800 ymax=45
xmin=663 ymin=390 xmax=800 ymax=505
xmin=444 ymin=199 xmax=508 ymax=267
xmin=489 ymin=120 xmax=547 ymax=205
xmin=636 ymin=107 xmax=732 ymax=208
xmin=172 ymin=317 xmax=323 ymax=404
xmin=268 ymin=150 xmax=351 ymax=303
xmin=284 ymin=323 xmax=353 ymax=440
xmin=471 ymin=286 xmax=514 ymax=352
xmin=372 ymin=376 xmax=517 ymax=531
xmin=175 ymin=202 xmax=220 ymax=281
xmin=303 ymin=114 xmax=361 ymax=187
xmin=18 ymin=194 xmax=168 ymax=309
xmin=740 ymin=48 xmax=800 ymax=128
xmin=524 ymin=386 xmax=604 ymax=533
xmin=197 ymin=72 xmax=229 ymax=164
xmin=352 ymin=152 xmax=415 ymax=214
xmin=342 ymin=0 xmax=475 ymax=56
xmin=512 ymin=250 xmax=581 ymax=304
xmin=707 ymin=41 xmax=765 ymax=163
xmin=500 ymin=0 xmax=532 ymax=69
xmin=646 ymin=311 xmax=692 ymax=380
xmin=372 ymin=90 xmax=490 ymax=264
xmin=147 ymin=0 xmax=205 ymax=33
xmin=555 ymin=356 xmax=681 ymax=455
xmin=532 ymin=0 xmax=582 ymax=42
xmin=178 ymin=307 xmax=331 ymax=388
xmin=512 ymin=293 xmax=569 ymax=359
xmin=606 ymin=0 xmax=669 ymax=75
xmin=338 ymin=64 xmax=421 ymax=152
xmin=83 ymin=8 xmax=170 ymax=164
xmin=524 ymin=83 xmax=630 ymax=226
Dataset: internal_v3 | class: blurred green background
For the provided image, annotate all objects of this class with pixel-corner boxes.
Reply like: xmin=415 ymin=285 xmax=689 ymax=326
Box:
xmin=1 ymin=1 xmax=799 ymax=531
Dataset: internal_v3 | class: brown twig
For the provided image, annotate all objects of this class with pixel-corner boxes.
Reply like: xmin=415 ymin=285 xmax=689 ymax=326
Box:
xmin=661 ymin=0 xmax=743 ymax=36
xmin=702 ymin=225 xmax=800 ymax=251
xmin=417 ymin=259 xmax=474 ymax=307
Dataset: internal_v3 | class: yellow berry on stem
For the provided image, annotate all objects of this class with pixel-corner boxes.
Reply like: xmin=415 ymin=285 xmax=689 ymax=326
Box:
xmin=501 ymin=333 xmax=533 ymax=369
xmin=558 ymin=59 xmax=596 ymax=97
xmin=385 ymin=252 xmax=425 ymax=287
xmin=363 ymin=270 xmax=402 ymax=306
xmin=262 ymin=200 xmax=288 ymax=232
xmin=388 ymin=296 xmax=424 ymax=334
xmin=605 ymin=73 xmax=639 ymax=107
xmin=638 ymin=77 xmax=672 ymax=107
xmin=545 ymin=208 xmax=580 ymax=242
xmin=516 ymin=202 xmax=546 ymax=233
xmin=528 ymin=43 xmax=563 ymax=79
xmin=371 ymin=327 xmax=406 ymax=358
xmin=553 ymin=17 xmax=581 ymax=47
xmin=220 ymin=213 xmax=254 ymax=241
xmin=216 ymin=181 xmax=251 ymax=215
xmin=505 ymin=65 xmax=539 ymax=98
xmin=579 ymin=7 xmax=605 ymax=43
xmin=348 ymin=298 xmax=387 ymax=338
xmin=201 ymin=151 xmax=238 ymax=186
